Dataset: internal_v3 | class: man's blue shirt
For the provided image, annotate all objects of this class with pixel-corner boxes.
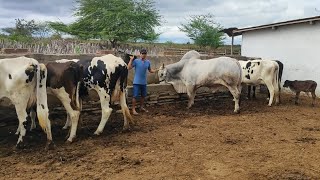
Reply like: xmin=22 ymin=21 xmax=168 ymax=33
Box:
xmin=132 ymin=58 xmax=151 ymax=85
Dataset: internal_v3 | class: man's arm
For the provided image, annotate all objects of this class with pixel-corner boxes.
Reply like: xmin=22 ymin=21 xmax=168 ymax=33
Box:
xmin=128 ymin=55 xmax=135 ymax=70
xmin=148 ymin=62 xmax=156 ymax=73
xmin=148 ymin=68 xmax=157 ymax=73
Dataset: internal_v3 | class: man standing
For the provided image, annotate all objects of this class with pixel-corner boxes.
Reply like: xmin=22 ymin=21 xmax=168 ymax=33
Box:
xmin=128 ymin=49 xmax=156 ymax=115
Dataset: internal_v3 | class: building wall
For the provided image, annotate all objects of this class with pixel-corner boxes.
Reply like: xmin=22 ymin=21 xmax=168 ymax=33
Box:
xmin=241 ymin=22 xmax=320 ymax=95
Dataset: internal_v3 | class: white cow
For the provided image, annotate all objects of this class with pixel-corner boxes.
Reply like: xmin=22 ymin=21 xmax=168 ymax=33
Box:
xmin=158 ymin=50 xmax=242 ymax=113
xmin=0 ymin=57 xmax=53 ymax=148
xmin=239 ymin=60 xmax=280 ymax=106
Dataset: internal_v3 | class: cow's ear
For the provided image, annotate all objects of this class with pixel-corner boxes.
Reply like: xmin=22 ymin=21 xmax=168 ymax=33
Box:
xmin=159 ymin=63 xmax=164 ymax=70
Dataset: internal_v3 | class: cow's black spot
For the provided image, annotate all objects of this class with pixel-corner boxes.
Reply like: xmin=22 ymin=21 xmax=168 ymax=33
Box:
xmin=39 ymin=69 xmax=46 ymax=85
xmin=25 ymin=64 xmax=37 ymax=83
xmin=105 ymin=96 xmax=107 ymax=99
xmin=257 ymin=62 xmax=260 ymax=65
xmin=251 ymin=70 xmax=253 ymax=74
xmin=41 ymin=104 xmax=45 ymax=109
xmin=246 ymin=62 xmax=251 ymax=69
xmin=23 ymin=120 xmax=27 ymax=129
xmin=39 ymin=84 xmax=43 ymax=88
xmin=245 ymin=74 xmax=250 ymax=80
xmin=247 ymin=70 xmax=250 ymax=73
xmin=109 ymin=64 xmax=128 ymax=104
xmin=75 ymin=59 xmax=92 ymax=98
xmin=8 ymin=74 xmax=12 ymax=79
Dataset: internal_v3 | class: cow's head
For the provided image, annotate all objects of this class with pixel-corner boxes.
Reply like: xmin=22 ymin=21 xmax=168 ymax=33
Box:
xmin=283 ymin=80 xmax=291 ymax=88
xmin=158 ymin=63 xmax=167 ymax=83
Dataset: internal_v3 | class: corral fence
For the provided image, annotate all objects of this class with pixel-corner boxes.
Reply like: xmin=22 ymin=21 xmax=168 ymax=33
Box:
xmin=0 ymin=39 xmax=240 ymax=56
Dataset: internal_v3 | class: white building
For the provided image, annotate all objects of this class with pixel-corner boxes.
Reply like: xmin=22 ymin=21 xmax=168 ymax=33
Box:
xmin=226 ymin=16 xmax=320 ymax=95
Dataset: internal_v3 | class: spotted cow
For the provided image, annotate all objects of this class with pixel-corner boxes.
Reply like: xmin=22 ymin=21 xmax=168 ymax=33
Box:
xmin=239 ymin=60 xmax=280 ymax=106
xmin=56 ymin=54 xmax=133 ymax=135
xmin=0 ymin=57 xmax=53 ymax=148
xmin=247 ymin=60 xmax=284 ymax=102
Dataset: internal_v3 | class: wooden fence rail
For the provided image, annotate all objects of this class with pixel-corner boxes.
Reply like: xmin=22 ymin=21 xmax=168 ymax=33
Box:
xmin=0 ymin=39 xmax=240 ymax=56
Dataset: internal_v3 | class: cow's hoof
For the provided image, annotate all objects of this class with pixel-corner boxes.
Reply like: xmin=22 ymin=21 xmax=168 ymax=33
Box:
xmin=45 ymin=141 xmax=55 ymax=150
xmin=66 ymin=139 xmax=74 ymax=144
xmin=62 ymin=126 xmax=69 ymax=130
xmin=94 ymin=131 xmax=102 ymax=136
xmin=130 ymin=119 xmax=137 ymax=125
xmin=123 ymin=125 xmax=130 ymax=131
xmin=16 ymin=142 xmax=26 ymax=149
xmin=234 ymin=110 xmax=240 ymax=114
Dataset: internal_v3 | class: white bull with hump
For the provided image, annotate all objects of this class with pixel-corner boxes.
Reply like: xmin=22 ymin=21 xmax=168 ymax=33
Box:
xmin=158 ymin=50 xmax=242 ymax=113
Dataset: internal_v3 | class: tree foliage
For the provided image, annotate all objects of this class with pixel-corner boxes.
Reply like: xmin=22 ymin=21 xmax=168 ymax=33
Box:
xmin=179 ymin=14 xmax=224 ymax=48
xmin=1 ymin=19 xmax=53 ymax=42
xmin=49 ymin=0 xmax=162 ymax=47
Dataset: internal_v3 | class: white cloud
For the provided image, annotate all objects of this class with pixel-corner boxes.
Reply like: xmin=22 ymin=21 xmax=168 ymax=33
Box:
xmin=0 ymin=0 xmax=320 ymax=44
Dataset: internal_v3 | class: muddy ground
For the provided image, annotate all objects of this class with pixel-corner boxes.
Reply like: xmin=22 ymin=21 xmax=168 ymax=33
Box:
xmin=0 ymin=93 xmax=320 ymax=180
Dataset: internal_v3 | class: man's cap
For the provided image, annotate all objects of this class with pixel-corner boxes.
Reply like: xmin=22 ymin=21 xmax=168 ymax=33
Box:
xmin=140 ymin=49 xmax=147 ymax=54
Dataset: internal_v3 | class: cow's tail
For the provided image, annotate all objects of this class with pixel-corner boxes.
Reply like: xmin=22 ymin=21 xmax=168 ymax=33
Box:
xmin=274 ymin=63 xmax=280 ymax=94
xmin=69 ymin=63 xmax=83 ymax=111
xmin=236 ymin=60 xmax=243 ymax=94
xmin=276 ymin=60 xmax=284 ymax=91
xmin=74 ymin=64 xmax=83 ymax=111
xmin=36 ymin=64 xmax=51 ymax=135
xmin=119 ymin=66 xmax=133 ymax=122
xmin=75 ymin=81 xmax=81 ymax=110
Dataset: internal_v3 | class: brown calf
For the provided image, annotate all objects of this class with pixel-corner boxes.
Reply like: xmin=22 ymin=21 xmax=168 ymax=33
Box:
xmin=283 ymin=80 xmax=317 ymax=106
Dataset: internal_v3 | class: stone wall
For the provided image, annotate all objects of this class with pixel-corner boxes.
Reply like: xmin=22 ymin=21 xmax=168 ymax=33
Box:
xmin=125 ymin=84 xmax=231 ymax=107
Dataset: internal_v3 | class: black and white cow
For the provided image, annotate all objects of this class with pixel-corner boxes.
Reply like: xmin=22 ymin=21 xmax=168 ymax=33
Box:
xmin=247 ymin=60 xmax=283 ymax=102
xmin=57 ymin=54 xmax=133 ymax=135
xmin=239 ymin=60 xmax=280 ymax=106
xmin=158 ymin=50 xmax=242 ymax=113
xmin=0 ymin=57 xmax=53 ymax=148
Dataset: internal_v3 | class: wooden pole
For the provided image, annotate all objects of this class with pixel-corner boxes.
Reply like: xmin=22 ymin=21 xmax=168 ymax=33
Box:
xmin=231 ymin=33 xmax=234 ymax=56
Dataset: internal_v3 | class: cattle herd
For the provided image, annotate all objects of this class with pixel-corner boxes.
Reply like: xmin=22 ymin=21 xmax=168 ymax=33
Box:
xmin=0 ymin=50 xmax=317 ymax=149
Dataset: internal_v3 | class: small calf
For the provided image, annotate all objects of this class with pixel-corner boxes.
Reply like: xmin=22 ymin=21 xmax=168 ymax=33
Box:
xmin=283 ymin=80 xmax=317 ymax=106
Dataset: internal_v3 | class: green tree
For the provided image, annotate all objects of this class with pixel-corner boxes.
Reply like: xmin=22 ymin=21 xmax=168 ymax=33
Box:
xmin=49 ymin=0 xmax=162 ymax=47
xmin=179 ymin=14 xmax=224 ymax=49
xmin=1 ymin=19 xmax=53 ymax=41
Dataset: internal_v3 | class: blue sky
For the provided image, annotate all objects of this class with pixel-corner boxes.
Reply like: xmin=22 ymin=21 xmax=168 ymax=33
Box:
xmin=0 ymin=0 xmax=319 ymax=45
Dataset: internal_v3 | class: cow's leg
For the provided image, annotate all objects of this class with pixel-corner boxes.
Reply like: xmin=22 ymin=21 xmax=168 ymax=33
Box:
xmin=252 ymin=86 xmax=256 ymax=99
xmin=186 ymin=85 xmax=196 ymax=109
xmin=295 ymin=92 xmax=300 ymax=105
xmin=311 ymin=91 xmax=316 ymax=107
xmin=247 ymin=85 xmax=251 ymax=99
xmin=226 ymin=85 xmax=241 ymax=113
xmin=30 ymin=108 xmax=37 ymax=131
xmin=94 ymin=88 xmax=112 ymax=135
xmin=273 ymin=83 xmax=280 ymax=105
xmin=62 ymin=113 xmax=71 ymax=130
xmin=120 ymin=90 xmax=134 ymax=130
xmin=13 ymin=99 xmax=29 ymax=148
xmin=52 ymin=88 xmax=80 ymax=142
xmin=265 ymin=81 xmax=275 ymax=106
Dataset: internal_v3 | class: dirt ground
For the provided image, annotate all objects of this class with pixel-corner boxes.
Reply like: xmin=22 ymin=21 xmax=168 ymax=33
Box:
xmin=0 ymin=93 xmax=320 ymax=180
